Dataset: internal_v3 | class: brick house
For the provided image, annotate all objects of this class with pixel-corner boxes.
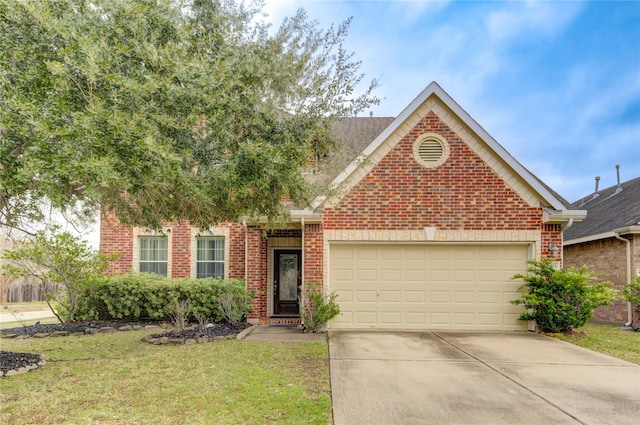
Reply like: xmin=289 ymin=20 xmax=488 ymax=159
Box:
xmin=563 ymin=174 xmax=640 ymax=326
xmin=101 ymin=82 xmax=587 ymax=330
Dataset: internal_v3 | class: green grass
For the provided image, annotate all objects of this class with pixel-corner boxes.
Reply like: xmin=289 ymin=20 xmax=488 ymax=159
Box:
xmin=0 ymin=330 xmax=332 ymax=424
xmin=551 ymin=323 xmax=640 ymax=365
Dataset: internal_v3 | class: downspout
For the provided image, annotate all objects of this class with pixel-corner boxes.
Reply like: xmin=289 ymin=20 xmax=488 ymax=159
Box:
xmin=561 ymin=218 xmax=574 ymax=232
xmin=613 ymin=231 xmax=633 ymax=327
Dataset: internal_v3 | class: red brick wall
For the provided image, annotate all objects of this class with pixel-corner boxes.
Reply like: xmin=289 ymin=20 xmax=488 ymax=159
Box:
xmin=542 ymin=224 xmax=563 ymax=260
xmin=304 ymin=224 xmax=323 ymax=286
xmin=246 ymin=226 xmax=267 ymax=321
xmin=171 ymin=222 xmax=191 ymax=278
xmin=100 ymin=210 xmax=133 ymax=275
xmin=323 ymin=112 xmax=543 ymax=233
xmin=228 ymin=223 xmax=246 ymax=279
xmin=100 ymin=212 xmax=246 ymax=280
xmin=564 ymin=236 xmax=640 ymax=324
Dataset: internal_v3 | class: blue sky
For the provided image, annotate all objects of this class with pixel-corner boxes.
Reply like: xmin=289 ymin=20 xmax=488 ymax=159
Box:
xmin=264 ymin=0 xmax=640 ymax=203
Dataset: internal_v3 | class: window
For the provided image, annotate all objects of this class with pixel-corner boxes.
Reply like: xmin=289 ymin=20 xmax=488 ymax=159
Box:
xmin=139 ymin=237 xmax=168 ymax=276
xmin=196 ymin=237 xmax=225 ymax=279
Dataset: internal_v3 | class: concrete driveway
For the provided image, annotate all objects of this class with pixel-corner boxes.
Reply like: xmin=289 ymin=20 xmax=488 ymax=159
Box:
xmin=329 ymin=331 xmax=640 ymax=425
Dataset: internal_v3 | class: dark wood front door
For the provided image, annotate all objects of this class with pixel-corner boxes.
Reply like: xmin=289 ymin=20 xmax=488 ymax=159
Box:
xmin=273 ymin=250 xmax=301 ymax=315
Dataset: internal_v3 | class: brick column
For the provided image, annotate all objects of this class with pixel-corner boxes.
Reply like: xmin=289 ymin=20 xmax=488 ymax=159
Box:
xmin=304 ymin=223 xmax=323 ymax=288
xmin=246 ymin=226 xmax=267 ymax=322
xmin=171 ymin=221 xmax=191 ymax=278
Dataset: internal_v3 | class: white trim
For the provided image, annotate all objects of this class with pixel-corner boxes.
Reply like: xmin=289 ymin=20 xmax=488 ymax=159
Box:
xmin=563 ymin=231 xmax=616 ymax=246
xmin=563 ymin=225 xmax=640 ymax=246
xmin=543 ymin=209 xmax=587 ymax=224
xmin=133 ymin=227 xmax=172 ymax=277
xmin=190 ymin=226 xmax=230 ymax=279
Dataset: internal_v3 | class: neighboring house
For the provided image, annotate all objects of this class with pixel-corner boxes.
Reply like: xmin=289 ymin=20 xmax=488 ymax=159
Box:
xmin=101 ymin=82 xmax=587 ymax=330
xmin=563 ymin=174 xmax=640 ymax=326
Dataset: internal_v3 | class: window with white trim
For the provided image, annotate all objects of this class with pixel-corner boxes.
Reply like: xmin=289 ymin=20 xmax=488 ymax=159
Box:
xmin=139 ymin=236 xmax=168 ymax=276
xmin=196 ymin=237 xmax=225 ymax=279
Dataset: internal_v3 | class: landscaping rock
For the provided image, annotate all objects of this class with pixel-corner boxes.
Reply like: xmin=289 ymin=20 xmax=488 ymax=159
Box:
xmin=0 ymin=351 xmax=46 ymax=377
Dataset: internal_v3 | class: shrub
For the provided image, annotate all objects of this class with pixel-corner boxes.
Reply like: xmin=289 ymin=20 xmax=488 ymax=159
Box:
xmin=511 ymin=259 xmax=618 ymax=333
xmin=75 ymin=274 xmax=249 ymax=323
xmin=300 ymin=282 xmax=340 ymax=333
xmin=1 ymin=228 xmax=118 ymax=323
xmin=624 ymin=275 xmax=640 ymax=308
xmin=218 ymin=288 xmax=254 ymax=326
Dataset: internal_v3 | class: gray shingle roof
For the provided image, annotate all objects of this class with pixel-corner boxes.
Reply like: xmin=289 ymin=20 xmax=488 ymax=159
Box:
xmin=306 ymin=117 xmax=394 ymax=185
xmin=564 ymin=176 xmax=640 ymax=241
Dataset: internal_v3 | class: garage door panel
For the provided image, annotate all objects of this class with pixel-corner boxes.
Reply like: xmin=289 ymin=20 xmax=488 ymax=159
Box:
xmin=429 ymin=291 xmax=450 ymax=303
xmin=380 ymin=290 xmax=401 ymax=303
xmin=428 ymin=269 xmax=449 ymax=281
xmin=478 ymin=291 xmax=500 ymax=304
xmin=356 ymin=290 xmax=377 ymax=303
xmin=429 ymin=312 xmax=451 ymax=325
xmin=380 ymin=311 xmax=402 ymax=324
xmin=454 ymin=291 xmax=475 ymax=303
xmin=406 ymin=269 xmax=427 ymax=281
xmin=335 ymin=289 xmax=353 ymax=302
xmin=405 ymin=291 xmax=426 ymax=303
xmin=405 ymin=312 xmax=427 ymax=324
xmin=330 ymin=244 xmax=529 ymax=330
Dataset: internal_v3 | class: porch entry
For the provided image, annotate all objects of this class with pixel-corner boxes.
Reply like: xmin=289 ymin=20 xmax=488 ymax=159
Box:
xmin=273 ymin=249 xmax=301 ymax=316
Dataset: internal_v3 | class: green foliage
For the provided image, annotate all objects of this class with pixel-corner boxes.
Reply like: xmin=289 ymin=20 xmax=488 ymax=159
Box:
xmin=75 ymin=273 xmax=251 ymax=324
xmin=0 ymin=0 xmax=378 ymax=232
xmin=300 ymin=282 xmax=340 ymax=332
xmin=511 ymin=259 xmax=619 ymax=333
xmin=623 ymin=275 xmax=640 ymax=308
xmin=1 ymin=227 xmax=117 ymax=323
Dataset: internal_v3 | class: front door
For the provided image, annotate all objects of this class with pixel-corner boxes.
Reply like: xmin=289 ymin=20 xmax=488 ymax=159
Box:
xmin=273 ymin=250 xmax=301 ymax=315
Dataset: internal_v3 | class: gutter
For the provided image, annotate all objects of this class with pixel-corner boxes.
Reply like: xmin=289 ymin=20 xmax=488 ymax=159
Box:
xmin=613 ymin=229 xmax=634 ymax=327
xmin=543 ymin=209 xmax=587 ymax=224
xmin=241 ymin=209 xmax=322 ymax=225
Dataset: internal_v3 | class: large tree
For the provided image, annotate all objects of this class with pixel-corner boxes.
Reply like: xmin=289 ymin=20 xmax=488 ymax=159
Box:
xmin=0 ymin=0 xmax=377 ymax=231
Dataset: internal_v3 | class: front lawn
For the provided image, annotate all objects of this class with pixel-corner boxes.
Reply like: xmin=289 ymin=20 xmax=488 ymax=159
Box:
xmin=551 ymin=323 xmax=640 ymax=365
xmin=0 ymin=330 xmax=331 ymax=424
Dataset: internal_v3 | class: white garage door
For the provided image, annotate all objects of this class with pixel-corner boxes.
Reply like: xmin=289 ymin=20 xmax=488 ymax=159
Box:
xmin=330 ymin=244 xmax=529 ymax=330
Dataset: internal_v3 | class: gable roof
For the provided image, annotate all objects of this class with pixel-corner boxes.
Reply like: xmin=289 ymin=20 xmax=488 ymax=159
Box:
xmin=312 ymin=81 xmax=580 ymax=218
xmin=564 ymin=176 xmax=640 ymax=243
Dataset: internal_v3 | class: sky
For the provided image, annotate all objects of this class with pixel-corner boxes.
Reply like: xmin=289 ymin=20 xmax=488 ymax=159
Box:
xmin=262 ymin=0 xmax=640 ymax=203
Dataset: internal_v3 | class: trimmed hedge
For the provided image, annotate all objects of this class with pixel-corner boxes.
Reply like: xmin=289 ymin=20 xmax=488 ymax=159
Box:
xmin=75 ymin=273 xmax=250 ymax=323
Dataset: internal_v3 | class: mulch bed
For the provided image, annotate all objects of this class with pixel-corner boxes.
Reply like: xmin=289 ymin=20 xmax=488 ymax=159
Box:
xmin=0 ymin=320 xmax=250 ymax=377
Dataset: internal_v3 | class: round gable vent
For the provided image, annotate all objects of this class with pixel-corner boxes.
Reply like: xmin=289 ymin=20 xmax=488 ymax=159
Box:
xmin=413 ymin=133 xmax=449 ymax=168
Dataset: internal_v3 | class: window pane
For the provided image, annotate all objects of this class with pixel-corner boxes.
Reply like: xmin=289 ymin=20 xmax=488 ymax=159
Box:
xmin=196 ymin=237 xmax=225 ymax=279
xmin=139 ymin=237 xmax=168 ymax=276
xmin=140 ymin=261 xmax=167 ymax=277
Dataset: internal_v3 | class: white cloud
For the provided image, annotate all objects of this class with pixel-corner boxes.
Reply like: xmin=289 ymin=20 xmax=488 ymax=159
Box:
xmin=485 ymin=1 xmax=583 ymax=42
